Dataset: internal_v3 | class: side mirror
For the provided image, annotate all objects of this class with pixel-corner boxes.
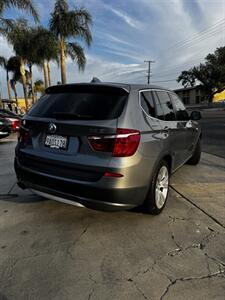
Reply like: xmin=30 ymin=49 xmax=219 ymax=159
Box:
xmin=190 ymin=110 xmax=201 ymax=121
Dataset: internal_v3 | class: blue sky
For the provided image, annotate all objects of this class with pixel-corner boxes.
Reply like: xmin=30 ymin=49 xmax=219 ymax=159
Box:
xmin=1 ymin=0 xmax=225 ymax=97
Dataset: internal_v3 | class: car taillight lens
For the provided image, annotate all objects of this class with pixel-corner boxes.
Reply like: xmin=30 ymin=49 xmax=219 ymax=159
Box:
xmin=88 ymin=128 xmax=140 ymax=157
xmin=12 ymin=120 xmax=20 ymax=131
xmin=7 ymin=118 xmax=20 ymax=131
xmin=88 ymin=136 xmax=115 ymax=152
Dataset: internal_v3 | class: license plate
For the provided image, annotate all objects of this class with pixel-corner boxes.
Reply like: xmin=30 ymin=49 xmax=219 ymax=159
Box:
xmin=45 ymin=134 xmax=68 ymax=150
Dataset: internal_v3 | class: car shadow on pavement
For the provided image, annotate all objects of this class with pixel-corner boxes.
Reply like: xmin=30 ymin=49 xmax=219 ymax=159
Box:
xmin=0 ymin=140 xmax=17 ymax=144
xmin=0 ymin=193 xmax=48 ymax=203
xmin=0 ymin=293 xmax=10 ymax=300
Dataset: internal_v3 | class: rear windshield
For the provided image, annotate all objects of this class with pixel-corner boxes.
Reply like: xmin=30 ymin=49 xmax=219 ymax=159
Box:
xmin=29 ymin=87 xmax=128 ymax=120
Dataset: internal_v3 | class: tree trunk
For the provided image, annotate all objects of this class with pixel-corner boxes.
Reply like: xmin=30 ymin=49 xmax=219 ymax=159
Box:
xmin=12 ymin=81 xmax=18 ymax=108
xmin=208 ymin=91 xmax=216 ymax=107
xmin=43 ymin=61 xmax=49 ymax=89
xmin=60 ymin=36 xmax=67 ymax=84
xmin=20 ymin=58 xmax=28 ymax=112
xmin=29 ymin=64 xmax=35 ymax=104
xmin=6 ymin=71 xmax=12 ymax=101
xmin=47 ymin=61 xmax=51 ymax=86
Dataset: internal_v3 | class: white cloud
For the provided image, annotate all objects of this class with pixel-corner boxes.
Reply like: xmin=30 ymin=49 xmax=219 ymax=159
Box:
xmin=103 ymin=4 xmax=142 ymax=29
xmin=1 ymin=0 xmax=225 ymax=96
xmin=56 ymin=55 xmax=145 ymax=84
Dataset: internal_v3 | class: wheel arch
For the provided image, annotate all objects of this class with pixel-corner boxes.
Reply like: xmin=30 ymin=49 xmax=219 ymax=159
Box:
xmin=162 ymin=154 xmax=172 ymax=174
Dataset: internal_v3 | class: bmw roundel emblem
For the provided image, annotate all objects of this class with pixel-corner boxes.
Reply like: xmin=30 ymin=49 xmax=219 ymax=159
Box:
xmin=48 ymin=123 xmax=57 ymax=134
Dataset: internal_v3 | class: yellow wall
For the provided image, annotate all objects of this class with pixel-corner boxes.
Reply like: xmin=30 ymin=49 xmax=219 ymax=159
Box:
xmin=213 ymin=90 xmax=225 ymax=102
xmin=14 ymin=98 xmax=33 ymax=109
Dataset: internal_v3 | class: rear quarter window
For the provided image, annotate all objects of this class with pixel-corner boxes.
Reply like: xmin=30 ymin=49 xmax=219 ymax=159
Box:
xmin=169 ymin=93 xmax=189 ymax=121
xmin=156 ymin=91 xmax=176 ymax=121
xmin=140 ymin=91 xmax=155 ymax=117
xmin=29 ymin=87 xmax=128 ymax=120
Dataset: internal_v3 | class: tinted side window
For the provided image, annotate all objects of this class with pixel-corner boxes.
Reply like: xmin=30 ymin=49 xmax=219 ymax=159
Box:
xmin=170 ymin=93 xmax=189 ymax=121
xmin=152 ymin=92 xmax=164 ymax=120
xmin=156 ymin=91 xmax=175 ymax=121
xmin=140 ymin=91 xmax=155 ymax=117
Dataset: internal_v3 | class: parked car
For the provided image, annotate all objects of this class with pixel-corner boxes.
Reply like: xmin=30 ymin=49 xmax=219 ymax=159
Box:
xmin=15 ymin=83 xmax=201 ymax=214
xmin=0 ymin=116 xmax=11 ymax=139
xmin=0 ymin=109 xmax=21 ymax=132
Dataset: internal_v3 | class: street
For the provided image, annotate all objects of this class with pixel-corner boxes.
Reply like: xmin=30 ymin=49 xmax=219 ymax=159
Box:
xmin=0 ymin=110 xmax=225 ymax=300
xmin=199 ymin=109 xmax=225 ymax=158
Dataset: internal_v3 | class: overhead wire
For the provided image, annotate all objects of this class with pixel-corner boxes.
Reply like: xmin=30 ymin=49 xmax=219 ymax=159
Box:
xmin=149 ymin=18 xmax=225 ymax=83
xmin=163 ymin=18 xmax=225 ymax=52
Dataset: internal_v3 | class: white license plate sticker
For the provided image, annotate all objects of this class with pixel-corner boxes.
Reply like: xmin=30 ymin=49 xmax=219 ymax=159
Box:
xmin=45 ymin=135 xmax=68 ymax=150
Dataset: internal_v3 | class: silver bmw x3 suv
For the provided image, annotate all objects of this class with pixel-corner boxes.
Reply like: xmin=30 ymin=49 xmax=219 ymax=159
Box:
xmin=15 ymin=83 xmax=201 ymax=214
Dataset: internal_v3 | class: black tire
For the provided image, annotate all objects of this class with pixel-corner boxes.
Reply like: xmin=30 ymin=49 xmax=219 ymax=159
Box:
xmin=187 ymin=139 xmax=201 ymax=165
xmin=144 ymin=160 xmax=170 ymax=215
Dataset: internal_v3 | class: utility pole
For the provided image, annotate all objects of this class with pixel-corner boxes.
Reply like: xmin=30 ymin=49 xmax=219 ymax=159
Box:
xmin=144 ymin=60 xmax=155 ymax=84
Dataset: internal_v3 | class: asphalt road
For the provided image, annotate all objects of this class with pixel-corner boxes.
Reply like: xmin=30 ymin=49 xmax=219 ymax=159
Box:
xmin=199 ymin=109 xmax=225 ymax=158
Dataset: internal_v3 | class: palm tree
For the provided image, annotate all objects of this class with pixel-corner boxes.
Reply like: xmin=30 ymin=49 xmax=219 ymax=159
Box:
xmin=3 ymin=19 xmax=31 ymax=110
xmin=31 ymin=26 xmax=58 ymax=89
xmin=2 ymin=19 xmax=42 ymax=110
xmin=49 ymin=0 xmax=92 ymax=84
xmin=34 ymin=79 xmax=45 ymax=97
xmin=0 ymin=0 xmax=39 ymax=37
xmin=47 ymin=61 xmax=51 ymax=86
xmin=7 ymin=56 xmax=21 ymax=106
xmin=0 ymin=56 xmax=12 ymax=100
xmin=10 ymin=78 xmax=18 ymax=105
xmin=0 ymin=0 xmax=39 ymax=25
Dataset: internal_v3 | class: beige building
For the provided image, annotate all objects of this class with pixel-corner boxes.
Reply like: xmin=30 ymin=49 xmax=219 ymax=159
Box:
xmin=174 ymin=85 xmax=208 ymax=106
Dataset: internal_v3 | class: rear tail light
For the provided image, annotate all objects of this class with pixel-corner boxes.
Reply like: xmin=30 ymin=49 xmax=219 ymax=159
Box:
xmin=7 ymin=118 xmax=20 ymax=131
xmin=88 ymin=128 xmax=140 ymax=157
xmin=12 ymin=119 xmax=20 ymax=131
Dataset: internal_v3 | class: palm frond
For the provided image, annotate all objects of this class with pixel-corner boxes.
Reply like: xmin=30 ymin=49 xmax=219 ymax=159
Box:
xmin=73 ymin=7 xmax=93 ymax=26
xmin=0 ymin=56 xmax=7 ymax=68
xmin=1 ymin=0 xmax=39 ymax=22
xmin=66 ymin=42 xmax=86 ymax=71
xmin=74 ymin=24 xmax=92 ymax=47
xmin=49 ymin=5 xmax=92 ymax=46
xmin=0 ymin=17 xmax=14 ymax=33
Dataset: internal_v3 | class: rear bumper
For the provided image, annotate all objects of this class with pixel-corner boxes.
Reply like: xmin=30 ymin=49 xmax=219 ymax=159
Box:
xmin=15 ymin=158 xmax=147 ymax=211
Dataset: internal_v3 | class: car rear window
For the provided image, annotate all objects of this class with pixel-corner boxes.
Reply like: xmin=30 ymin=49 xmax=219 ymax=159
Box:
xmin=29 ymin=87 xmax=128 ymax=120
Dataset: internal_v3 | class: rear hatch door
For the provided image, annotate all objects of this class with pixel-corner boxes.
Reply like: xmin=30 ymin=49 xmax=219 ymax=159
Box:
xmin=19 ymin=84 xmax=129 ymax=178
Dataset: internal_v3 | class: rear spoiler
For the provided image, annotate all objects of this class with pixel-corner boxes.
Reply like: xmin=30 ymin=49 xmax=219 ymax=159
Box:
xmin=45 ymin=83 xmax=130 ymax=94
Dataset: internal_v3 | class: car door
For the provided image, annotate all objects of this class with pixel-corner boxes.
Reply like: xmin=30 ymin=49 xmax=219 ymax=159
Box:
xmin=139 ymin=90 xmax=164 ymax=153
xmin=169 ymin=93 xmax=199 ymax=159
xmin=153 ymin=90 xmax=187 ymax=170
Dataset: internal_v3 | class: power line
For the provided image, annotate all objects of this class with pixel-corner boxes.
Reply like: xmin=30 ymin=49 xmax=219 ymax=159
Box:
xmin=151 ymin=79 xmax=177 ymax=83
xmin=154 ymin=45 xmax=213 ymax=78
xmin=168 ymin=25 xmax=225 ymax=55
xmin=154 ymin=59 xmax=202 ymax=78
xmin=164 ymin=18 xmax=225 ymax=52
xmin=144 ymin=60 xmax=155 ymax=84
xmin=157 ymin=18 xmax=225 ymax=65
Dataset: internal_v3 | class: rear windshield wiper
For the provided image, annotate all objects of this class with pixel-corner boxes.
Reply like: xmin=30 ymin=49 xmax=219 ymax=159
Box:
xmin=52 ymin=112 xmax=93 ymax=120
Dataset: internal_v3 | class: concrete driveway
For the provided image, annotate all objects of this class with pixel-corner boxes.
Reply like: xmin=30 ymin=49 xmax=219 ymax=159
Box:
xmin=0 ymin=138 xmax=225 ymax=300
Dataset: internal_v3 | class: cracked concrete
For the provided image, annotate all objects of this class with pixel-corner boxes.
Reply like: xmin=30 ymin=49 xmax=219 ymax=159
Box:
xmin=1 ymin=139 xmax=225 ymax=299
xmin=160 ymin=270 xmax=225 ymax=300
